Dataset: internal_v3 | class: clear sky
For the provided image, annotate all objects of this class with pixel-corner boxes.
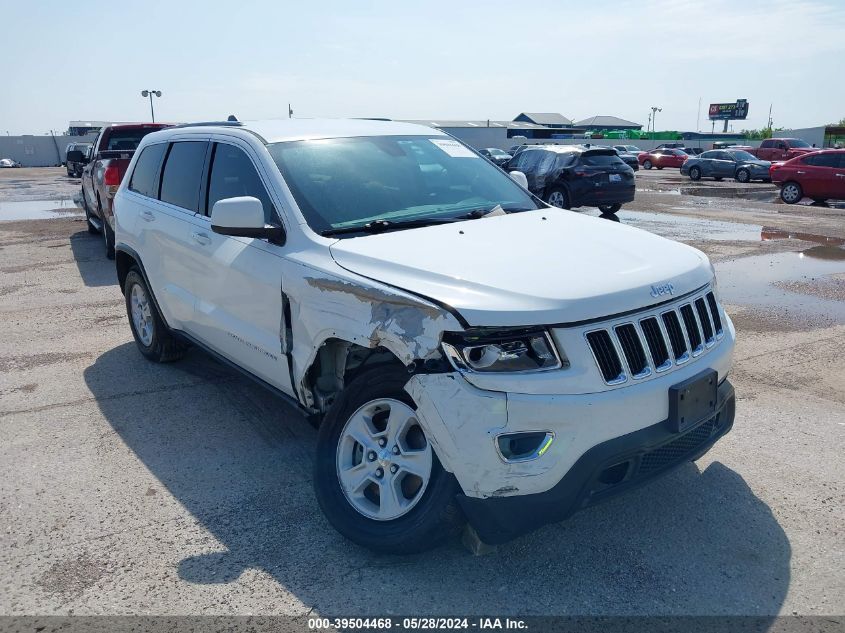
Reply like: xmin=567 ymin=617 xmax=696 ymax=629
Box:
xmin=3 ymin=0 xmax=844 ymax=135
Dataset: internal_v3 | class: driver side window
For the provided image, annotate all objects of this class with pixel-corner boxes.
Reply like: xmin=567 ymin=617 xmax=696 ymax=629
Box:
xmin=206 ymin=143 xmax=277 ymax=223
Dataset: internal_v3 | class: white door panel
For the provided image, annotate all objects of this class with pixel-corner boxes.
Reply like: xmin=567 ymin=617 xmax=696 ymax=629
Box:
xmin=134 ymin=198 xmax=198 ymax=329
xmin=185 ymin=217 xmax=290 ymax=392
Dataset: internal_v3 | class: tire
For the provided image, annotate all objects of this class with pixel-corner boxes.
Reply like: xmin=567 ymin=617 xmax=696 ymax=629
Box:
xmin=314 ymin=366 xmax=462 ymax=554
xmin=124 ymin=268 xmax=187 ymax=363
xmin=66 ymin=168 xmax=73 ymax=177
xmin=643 ymin=160 xmax=652 ymax=170
xmin=99 ymin=199 xmax=115 ymax=259
xmin=82 ymin=188 xmax=98 ymax=235
xmin=598 ymin=203 xmax=622 ymax=214
xmin=780 ymin=182 xmax=803 ymax=204
xmin=545 ymin=188 xmax=571 ymax=209
xmin=735 ymin=168 xmax=750 ymax=183
xmin=689 ymin=166 xmax=701 ymax=181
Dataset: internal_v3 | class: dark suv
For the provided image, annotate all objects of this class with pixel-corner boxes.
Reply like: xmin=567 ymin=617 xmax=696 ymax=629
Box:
xmin=507 ymin=145 xmax=635 ymax=214
xmin=65 ymin=142 xmax=92 ymax=177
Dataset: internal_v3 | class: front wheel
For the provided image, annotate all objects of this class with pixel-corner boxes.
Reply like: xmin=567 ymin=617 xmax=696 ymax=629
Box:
xmin=643 ymin=160 xmax=652 ymax=170
xmin=314 ymin=366 xmax=462 ymax=554
xmin=598 ymin=203 xmax=621 ymax=214
xmin=780 ymin=182 xmax=803 ymax=204
xmin=545 ymin=188 xmax=571 ymax=209
xmin=689 ymin=166 xmax=701 ymax=181
xmin=735 ymin=168 xmax=751 ymax=183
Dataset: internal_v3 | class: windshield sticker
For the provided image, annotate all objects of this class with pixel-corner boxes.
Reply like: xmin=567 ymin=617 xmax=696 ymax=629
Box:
xmin=429 ymin=139 xmax=478 ymax=158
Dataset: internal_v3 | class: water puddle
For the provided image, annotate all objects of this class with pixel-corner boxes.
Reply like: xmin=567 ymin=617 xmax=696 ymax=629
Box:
xmin=716 ymin=249 xmax=845 ymax=323
xmin=0 ymin=199 xmax=83 ymax=221
xmin=590 ymin=210 xmax=764 ymax=241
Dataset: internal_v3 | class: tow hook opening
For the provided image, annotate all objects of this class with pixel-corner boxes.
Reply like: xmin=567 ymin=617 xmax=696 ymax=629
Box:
xmin=496 ymin=431 xmax=554 ymax=463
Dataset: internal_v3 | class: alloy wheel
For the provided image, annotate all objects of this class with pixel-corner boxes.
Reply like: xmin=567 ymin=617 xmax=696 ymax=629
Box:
xmin=130 ymin=283 xmax=154 ymax=347
xmin=336 ymin=398 xmax=432 ymax=521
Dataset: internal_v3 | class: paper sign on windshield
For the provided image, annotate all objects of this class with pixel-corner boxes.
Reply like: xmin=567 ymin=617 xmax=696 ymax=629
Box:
xmin=429 ymin=139 xmax=478 ymax=158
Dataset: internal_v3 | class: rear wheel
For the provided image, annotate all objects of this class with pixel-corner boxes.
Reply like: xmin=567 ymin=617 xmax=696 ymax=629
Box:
xmin=598 ymin=203 xmax=621 ymax=214
xmin=124 ymin=268 xmax=187 ymax=363
xmin=689 ymin=166 xmax=701 ymax=181
xmin=780 ymin=182 xmax=803 ymax=204
xmin=545 ymin=188 xmax=571 ymax=209
xmin=82 ymin=189 xmax=98 ymax=235
xmin=314 ymin=366 xmax=462 ymax=553
xmin=98 ymin=199 xmax=115 ymax=259
xmin=736 ymin=168 xmax=751 ymax=183
xmin=643 ymin=160 xmax=653 ymax=170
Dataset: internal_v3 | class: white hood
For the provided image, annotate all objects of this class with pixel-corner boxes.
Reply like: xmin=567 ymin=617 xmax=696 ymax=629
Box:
xmin=329 ymin=210 xmax=712 ymax=327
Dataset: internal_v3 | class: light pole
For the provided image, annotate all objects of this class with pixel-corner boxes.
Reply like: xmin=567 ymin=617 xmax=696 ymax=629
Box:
xmin=650 ymin=106 xmax=662 ymax=139
xmin=141 ymin=90 xmax=162 ymax=122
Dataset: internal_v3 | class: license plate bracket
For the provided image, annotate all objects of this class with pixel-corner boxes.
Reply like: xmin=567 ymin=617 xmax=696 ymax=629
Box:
xmin=609 ymin=173 xmax=622 ymax=182
xmin=668 ymin=370 xmax=718 ymax=433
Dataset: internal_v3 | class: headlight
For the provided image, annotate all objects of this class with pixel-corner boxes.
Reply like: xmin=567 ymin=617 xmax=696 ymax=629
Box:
xmin=441 ymin=330 xmax=566 ymax=373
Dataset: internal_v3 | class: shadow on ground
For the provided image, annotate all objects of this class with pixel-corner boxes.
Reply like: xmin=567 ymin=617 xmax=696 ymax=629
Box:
xmin=69 ymin=229 xmax=116 ymax=287
xmin=84 ymin=343 xmax=790 ymax=616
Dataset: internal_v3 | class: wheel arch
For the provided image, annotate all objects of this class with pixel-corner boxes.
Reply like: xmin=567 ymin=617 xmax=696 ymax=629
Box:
xmin=301 ymin=337 xmax=409 ymax=420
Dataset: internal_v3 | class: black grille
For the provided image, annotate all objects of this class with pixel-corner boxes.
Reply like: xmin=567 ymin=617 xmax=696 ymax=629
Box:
xmin=695 ymin=298 xmax=714 ymax=342
xmin=680 ymin=304 xmax=702 ymax=351
xmin=641 ymin=317 xmax=669 ymax=368
xmin=706 ymin=291 xmax=723 ymax=333
xmin=638 ymin=416 xmax=719 ymax=475
xmin=662 ymin=311 xmax=688 ymax=361
xmin=615 ymin=324 xmax=648 ymax=376
xmin=586 ymin=330 xmax=623 ymax=382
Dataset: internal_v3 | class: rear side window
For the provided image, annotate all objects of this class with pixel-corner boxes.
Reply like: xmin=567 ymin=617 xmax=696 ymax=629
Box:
xmin=106 ymin=129 xmax=158 ymax=152
xmin=129 ymin=143 xmax=167 ymax=198
xmin=761 ymin=140 xmax=773 ymax=148
xmin=206 ymin=144 xmax=276 ymax=222
xmin=160 ymin=142 xmax=208 ymax=212
xmin=803 ymin=153 xmax=839 ymax=168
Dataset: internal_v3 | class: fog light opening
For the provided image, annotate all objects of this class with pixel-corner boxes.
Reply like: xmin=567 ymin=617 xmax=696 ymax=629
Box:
xmin=496 ymin=431 xmax=554 ymax=463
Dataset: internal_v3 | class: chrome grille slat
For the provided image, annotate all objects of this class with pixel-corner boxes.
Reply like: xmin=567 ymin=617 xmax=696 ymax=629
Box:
xmin=584 ymin=289 xmax=725 ymax=386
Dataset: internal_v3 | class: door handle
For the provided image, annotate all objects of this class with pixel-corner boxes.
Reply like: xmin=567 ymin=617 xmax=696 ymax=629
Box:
xmin=836 ymin=173 xmax=845 ymax=178
xmin=140 ymin=210 xmax=155 ymax=222
xmin=191 ymin=231 xmax=211 ymax=246
xmin=796 ymin=171 xmax=805 ymax=175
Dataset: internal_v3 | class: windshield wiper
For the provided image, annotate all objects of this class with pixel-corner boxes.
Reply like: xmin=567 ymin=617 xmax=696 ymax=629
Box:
xmin=321 ymin=216 xmax=461 ymax=236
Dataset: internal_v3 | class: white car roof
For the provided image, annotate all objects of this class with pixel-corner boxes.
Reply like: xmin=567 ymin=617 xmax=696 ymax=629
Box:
xmin=171 ymin=118 xmax=448 ymax=144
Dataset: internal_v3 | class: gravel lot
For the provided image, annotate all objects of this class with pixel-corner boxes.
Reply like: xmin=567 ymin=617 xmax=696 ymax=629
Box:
xmin=1 ymin=168 xmax=843 ymax=618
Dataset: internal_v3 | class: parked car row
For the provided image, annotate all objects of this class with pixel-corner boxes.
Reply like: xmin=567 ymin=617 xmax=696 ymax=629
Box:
xmin=81 ymin=118 xmax=736 ymax=553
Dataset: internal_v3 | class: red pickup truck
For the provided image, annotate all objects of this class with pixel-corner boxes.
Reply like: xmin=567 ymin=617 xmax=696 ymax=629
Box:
xmin=80 ymin=123 xmax=170 ymax=258
xmin=746 ymin=138 xmax=815 ymax=162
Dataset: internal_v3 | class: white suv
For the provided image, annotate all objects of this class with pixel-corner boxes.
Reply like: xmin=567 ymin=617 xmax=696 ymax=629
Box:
xmin=114 ymin=119 xmax=735 ymax=553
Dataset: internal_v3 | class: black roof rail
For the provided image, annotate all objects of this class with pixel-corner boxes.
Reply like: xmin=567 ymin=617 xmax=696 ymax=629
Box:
xmin=171 ymin=121 xmax=244 ymax=129
xmin=353 ymin=117 xmax=392 ymax=121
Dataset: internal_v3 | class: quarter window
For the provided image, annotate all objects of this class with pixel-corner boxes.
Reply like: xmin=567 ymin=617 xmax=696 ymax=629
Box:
xmin=128 ymin=143 xmax=167 ymax=198
xmin=159 ymin=142 xmax=208 ymax=212
xmin=206 ymin=144 xmax=276 ymax=222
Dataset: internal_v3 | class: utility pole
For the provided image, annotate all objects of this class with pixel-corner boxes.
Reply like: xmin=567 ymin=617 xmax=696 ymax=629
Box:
xmin=767 ymin=104 xmax=773 ymax=130
xmin=288 ymin=104 xmax=293 ymax=118
xmin=697 ymin=97 xmax=702 ymax=132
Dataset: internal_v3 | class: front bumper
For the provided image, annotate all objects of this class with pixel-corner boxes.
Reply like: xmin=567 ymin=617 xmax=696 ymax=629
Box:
xmin=458 ymin=379 xmax=735 ymax=544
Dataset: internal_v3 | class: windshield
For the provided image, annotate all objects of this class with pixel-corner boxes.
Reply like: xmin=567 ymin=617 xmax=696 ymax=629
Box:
xmin=789 ymin=139 xmax=811 ymax=148
xmin=729 ymin=150 xmax=757 ymax=161
xmin=267 ymin=135 xmax=540 ymax=232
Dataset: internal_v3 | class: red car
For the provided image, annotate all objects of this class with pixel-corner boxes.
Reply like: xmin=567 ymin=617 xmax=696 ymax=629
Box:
xmin=638 ymin=148 xmax=688 ymax=170
xmin=770 ymin=150 xmax=845 ymax=204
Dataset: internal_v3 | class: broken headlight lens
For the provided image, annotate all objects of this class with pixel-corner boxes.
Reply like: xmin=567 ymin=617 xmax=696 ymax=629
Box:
xmin=441 ymin=330 xmax=564 ymax=373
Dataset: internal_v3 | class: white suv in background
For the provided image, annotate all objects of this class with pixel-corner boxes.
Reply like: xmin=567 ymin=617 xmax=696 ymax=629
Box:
xmin=113 ymin=119 xmax=736 ymax=553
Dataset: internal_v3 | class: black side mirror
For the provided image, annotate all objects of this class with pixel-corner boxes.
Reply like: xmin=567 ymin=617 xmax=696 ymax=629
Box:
xmin=66 ymin=150 xmax=84 ymax=163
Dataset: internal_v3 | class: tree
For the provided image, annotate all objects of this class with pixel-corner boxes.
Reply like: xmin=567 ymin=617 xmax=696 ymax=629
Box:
xmin=739 ymin=127 xmax=784 ymax=140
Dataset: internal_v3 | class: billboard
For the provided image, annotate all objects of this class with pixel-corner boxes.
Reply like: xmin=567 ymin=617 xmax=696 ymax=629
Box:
xmin=709 ymin=99 xmax=749 ymax=120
